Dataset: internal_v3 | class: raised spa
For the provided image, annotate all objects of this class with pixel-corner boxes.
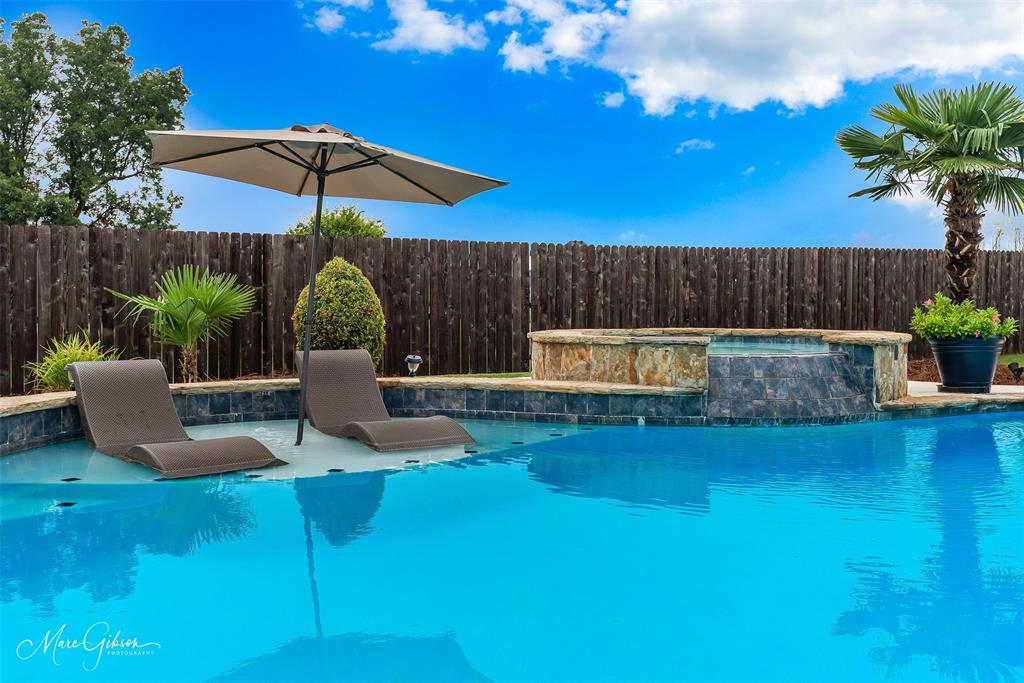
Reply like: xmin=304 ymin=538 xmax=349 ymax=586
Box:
xmin=528 ymin=328 xmax=911 ymax=422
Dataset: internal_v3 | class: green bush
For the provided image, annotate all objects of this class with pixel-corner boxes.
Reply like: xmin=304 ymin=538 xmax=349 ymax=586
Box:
xmin=26 ymin=332 xmax=120 ymax=392
xmin=292 ymin=257 xmax=386 ymax=366
xmin=909 ymin=292 xmax=1018 ymax=340
xmin=286 ymin=204 xmax=386 ymax=238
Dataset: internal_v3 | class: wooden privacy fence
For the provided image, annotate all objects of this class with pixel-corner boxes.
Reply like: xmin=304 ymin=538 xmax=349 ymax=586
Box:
xmin=530 ymin=242 xmax=1023 ymax=360
xmin=1 ymin=224 xmax=1021 ymax=395
xmin=0 ymin=225 xmax=529 ymax=394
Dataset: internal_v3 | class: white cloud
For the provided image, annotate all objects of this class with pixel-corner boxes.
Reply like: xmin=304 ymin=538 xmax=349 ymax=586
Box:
xmin=374 ymin=0 xmax=487 ymax=54
xmin=741 ymin=165 xmax=756 ymax=176
xmin=497 ymin=0 xmax=621 ymax=73
xmin=487 ymin=0 xmax=1024 ymax=116
xmin=499 ymin=32 xmax=548 ymax=73
xmin=601 ymin=91 xmax=625 ymax=108
xmin=675 ymin=138 xmax=714 ymax=153
xmin=324 ymin=0 xmax=373 ymax=8
xmin=618 ymin=228 xmax=645 ymax=243
xmin=485 ymin=6 xmax=523 ymax=25
xmin=888 ymin=180 xmax=942 ymax=219
xmin=314 ymin=6 xmax=346 ymax=33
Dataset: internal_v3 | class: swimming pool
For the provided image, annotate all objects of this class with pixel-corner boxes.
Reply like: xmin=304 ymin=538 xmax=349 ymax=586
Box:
xmin=707 ymin=340 xmax=829 ymax=355
xmin=2 ymin=415 xmax=1021 ymax=682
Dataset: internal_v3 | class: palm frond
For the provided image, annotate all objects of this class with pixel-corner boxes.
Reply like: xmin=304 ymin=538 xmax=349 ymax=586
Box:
xmin=839 ymin=81 xmax=1024 ymax=212
xmin=975 ymin=175 xmax=1024 ymax=214
xmin=848 ymin=174 xmax=913 ymax=201
xmin=871 ymin=102 xmax=952 ymax=140
xmin=108 ymin=265 xmax=255 ymax=348
xmin=931 ymin=155 xmax=1011 ymax=174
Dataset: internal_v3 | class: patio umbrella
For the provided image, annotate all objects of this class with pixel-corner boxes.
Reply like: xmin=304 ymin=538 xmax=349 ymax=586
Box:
xmin=148 ymin=124 xmax=507 ymax=444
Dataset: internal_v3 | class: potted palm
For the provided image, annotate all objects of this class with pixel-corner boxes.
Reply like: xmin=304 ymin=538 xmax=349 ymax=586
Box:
xmin=837 ymin=82 xmax=1024 ymax=304
xmin=910 ymin=293 xmax=1018 ymax=393
xmin=110 ymin=265 xmax=255 ymax=383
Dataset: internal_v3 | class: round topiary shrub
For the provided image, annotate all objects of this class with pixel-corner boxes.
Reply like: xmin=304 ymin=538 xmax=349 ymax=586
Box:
xmin=292 ymin=257 xmax=386 ymax=366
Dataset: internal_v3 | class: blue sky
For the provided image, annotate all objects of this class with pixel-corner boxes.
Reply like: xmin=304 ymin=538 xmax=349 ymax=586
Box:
xmin=6 ymin=1 xmax=1023 ymax=247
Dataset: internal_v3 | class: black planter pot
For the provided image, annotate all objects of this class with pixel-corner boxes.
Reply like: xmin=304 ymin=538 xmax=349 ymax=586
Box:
xmin=929 ymin=336 xmax=1004 ymax=394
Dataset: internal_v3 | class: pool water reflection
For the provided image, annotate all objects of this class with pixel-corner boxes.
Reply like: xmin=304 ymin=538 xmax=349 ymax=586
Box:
xmin=1 ymin=416 xmax=1021 ymax=682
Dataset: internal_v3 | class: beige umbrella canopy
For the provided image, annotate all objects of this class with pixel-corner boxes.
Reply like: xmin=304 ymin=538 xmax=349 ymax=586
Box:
xmin=148 ymin=123 xmax=508 ymax=444
xmin=149 ymin=124 xmax=506 ymax=205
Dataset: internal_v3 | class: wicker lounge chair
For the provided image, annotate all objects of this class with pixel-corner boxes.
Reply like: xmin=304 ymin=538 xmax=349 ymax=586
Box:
xmin=298 ymin=349 xmax=474 ymax=451
xmin=69 ymin=360 xmax=286 ymax=479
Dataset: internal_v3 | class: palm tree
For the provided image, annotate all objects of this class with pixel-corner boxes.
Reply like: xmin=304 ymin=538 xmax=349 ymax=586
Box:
xmin=110 ymin=265 xmax=255 ymax=382
xmin=837 ymin=82 xmax=1024 ymax=302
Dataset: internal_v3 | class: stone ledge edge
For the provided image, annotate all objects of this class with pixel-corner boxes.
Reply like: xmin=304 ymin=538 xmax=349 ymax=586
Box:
xmin=1 ymin=376 xmax=704 ymax=417
xmin=529 ymin=328 xmax=912 ymax=347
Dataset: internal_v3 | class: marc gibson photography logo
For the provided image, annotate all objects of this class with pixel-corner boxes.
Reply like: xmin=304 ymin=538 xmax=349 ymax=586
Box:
xmin=16 ymin=622 xmax=161 ymax=671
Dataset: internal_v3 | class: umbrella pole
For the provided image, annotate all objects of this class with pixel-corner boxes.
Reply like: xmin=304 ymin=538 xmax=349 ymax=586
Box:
xmin=295 ymin=170 xmax=327 ymax=446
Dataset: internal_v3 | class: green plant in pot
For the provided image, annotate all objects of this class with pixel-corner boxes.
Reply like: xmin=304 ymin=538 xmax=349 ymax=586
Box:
xmin=910 ymin=293 xmax=1018 ymax=393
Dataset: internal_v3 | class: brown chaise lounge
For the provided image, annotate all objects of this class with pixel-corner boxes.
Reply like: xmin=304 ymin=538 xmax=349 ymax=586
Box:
xmin=298 ymin=349 xmax=474 ymax=452
xmin=69 ymin=359 xmax=286 ymax=479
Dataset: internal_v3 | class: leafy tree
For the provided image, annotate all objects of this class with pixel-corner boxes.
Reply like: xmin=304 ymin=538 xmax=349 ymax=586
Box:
xmin=0 ymin=13 xmax=189 ymax=228
xmin=837 ymin=82 xmax=1024 ymax=302
xmin=286 ymin=204 xmax=386 ymax=238
xmin=0 ymin=13 xmax=55 ymax=181
xmin=110 ymin=265 xmax=255 ymax=383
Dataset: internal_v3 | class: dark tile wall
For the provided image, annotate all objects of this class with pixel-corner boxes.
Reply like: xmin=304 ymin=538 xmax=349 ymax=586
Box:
xmin=3 ymin=383 xmax=1021 ymax=455
xmin=1 ymin=389 xmax=302 ymax=456
xmin=829 ymin=343 xmax=876 ymax=396
xmin=707 ymin=352 xmax=874 ymax=422
xmin=383 ymin=387 xmax=706 ymax=426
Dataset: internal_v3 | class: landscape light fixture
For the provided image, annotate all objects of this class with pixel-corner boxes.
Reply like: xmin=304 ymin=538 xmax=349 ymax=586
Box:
xmin=405 ymin=354 xmax=423 ymax=377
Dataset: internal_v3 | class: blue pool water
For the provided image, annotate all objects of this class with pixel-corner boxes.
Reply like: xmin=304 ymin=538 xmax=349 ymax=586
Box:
xmin=707 ymin=340 xmax=829 ymax=355
xmin=1 ymin=415 xmax=1022 ymax=682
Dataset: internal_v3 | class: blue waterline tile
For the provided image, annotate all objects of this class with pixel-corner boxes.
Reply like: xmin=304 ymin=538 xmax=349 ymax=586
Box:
xmin=172 ymin=394 xmax=189 ymax=417
xmin=544 ymin=392 xmax=567 ymax=414
xmin=565 ymin=392 xmax=589 ymax=416
xmin=465 ymin=389 xmax=486 ymax=411
xmin=729 ymin=357 xmax=755 ymax=377
xmin=444 ymin=389 xmax=467 ymax=411
xmin=422 ymin=388 xmax=444 ymax=408
xmin=853 ymin=345 xmax=874 ymax=366
xmin=708 ymin=357 xmax=730 ymax=378
xmin=484 ymin=390 xmax=505 ymax=412
xmin=587 ymin=394 xmax=610 ymax=416
xmin=230 ymin=391 xmax=253 ymax=414
xmin=275 ymin=391 xmax=299 ymax=413
xmin=209 ymin=392 xmax=231 ymax=415
xmin=187 ymin=394 xmax=210 ymax=418
xmin=523 ymin=392 xmax=546 ymax=414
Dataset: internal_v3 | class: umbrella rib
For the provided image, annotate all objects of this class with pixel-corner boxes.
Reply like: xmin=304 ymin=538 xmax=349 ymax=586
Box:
xmin=349 ymin=146 xmax=453 ymax=206
xmin=277 ymin=141 xmax=321 ymax=173
xmin=277 ymin=142 xmax=319 ymax=194
xmin=258 ymin=145 xmax=318 ymax=173
xmin=325 ymin=154 xmax=389 ymax=175
xmin=155 ymin=141 xmax=265 ymax=166
xmin=157 ymin=140 xmax=317 ymax=175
